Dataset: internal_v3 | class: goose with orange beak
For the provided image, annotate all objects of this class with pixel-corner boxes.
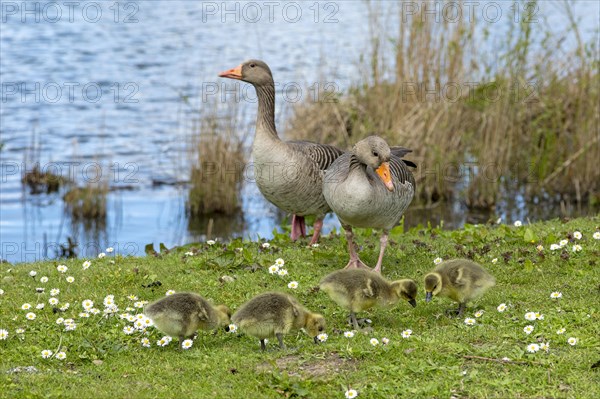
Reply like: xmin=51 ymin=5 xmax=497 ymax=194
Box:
xmin=323 ymin=136 xmax=416 ymax=273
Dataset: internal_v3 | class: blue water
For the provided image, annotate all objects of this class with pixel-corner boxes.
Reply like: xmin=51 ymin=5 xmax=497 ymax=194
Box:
xmin=1 ymin=1 xmax=598 ymax=263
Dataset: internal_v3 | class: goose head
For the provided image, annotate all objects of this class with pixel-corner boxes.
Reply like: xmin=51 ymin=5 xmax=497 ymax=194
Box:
xmin=424 ymin=272 xmax=443 ymax=302
xmin=219 ymin=59 xmax=273 ymax=86
xmin=352 ymin=136 xmax=394 ymax=191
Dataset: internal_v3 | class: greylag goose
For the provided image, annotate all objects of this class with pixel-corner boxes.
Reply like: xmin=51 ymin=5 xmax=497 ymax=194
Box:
xmin=424 ymin=259 xmax=496 ymax=317
xmin=144 ymin=292 xmax=231 ymax=349
xmin=319 ymin=268 xmax=417 ymax=330
xmin=219 ymin=60 xmax=343 ymax=244
xmin=323 ymin=136 xmax=416 ymax=273
xmin=230 ymin=292 xmax=326 ymax=350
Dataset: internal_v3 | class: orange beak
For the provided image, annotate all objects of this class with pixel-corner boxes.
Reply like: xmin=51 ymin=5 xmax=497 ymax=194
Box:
xmin=218 ymin=64 xmax=243 ymax=80
xmin=376 ymin=162 xmax=394 ymax=191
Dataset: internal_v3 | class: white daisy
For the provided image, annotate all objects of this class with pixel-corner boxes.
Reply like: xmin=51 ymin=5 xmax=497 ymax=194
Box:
xmin=370 ymin=338 xmax=379 ymax=346
xmin=275 ymin=258 xmax=285 ymax=266
xmin=184 ymin=251 xmax=194 ymax=257
xmin=433 ymin=257 xmax=443 ymax=265
xmin=474 ymin=310 xmax=484 ymax=318
xmin=0 ymin=289 xmax=3 ymax=295
xmin=572 ymin=231 xmax=582 ymax=240
xmin=79 ymin=312 xmax=90 ymax=318
xmin=526 ymin=343 xmax=539 ymax=353
xmin=56 ymin=317 xmax=65 ymax=324
xmin=536 ymin=244 xmax=543 ymax=251
xmin=36 ymin=303 xmax=44 ymax=309
xmin=491 ymin=258 xmax=498 ymax=264
xmin=0 ymin=329 xmax=8 ymax=340
xmin=56 ymin=352 xmax=66 ymax=360
xmin=50 ymin=288 xmax=60 ymax=296
xmin=29 ymin=271 xmax=37 ymax=277
xmin=550 ymin=292 xmax=562 ymax=299
xmin=277 ymin=269 xmax=288 ymax=276
xmin=41 ymin=349 xmax=53 ymax=358
xmin=514 ymin=220 xmax=522 ymax=227
xmin=82 ymin=260 xmax=92 ymax=269
xmin=57 ymin=265 xmax=68 ymax=273
xmin=593 ymin=232 xmax=600 ymax=240
xmin=556 ymin=328 xmax=566 ymax=335
xmin=311 ymin=243 xmax=319 ymax=248
xmin=98 ymin=253 xmax=106 ymax=259
xmin=550 ymin=244 xmax=561 ymax=251
xmin=66 ymin=276 xmax=75 ymax=283
xmin=106 ymin=247 xmax=114 ymax=253
xmin=21 ymin=303 xmax=32 ymax=310
xmin=524 ymin=312 xmax=536 ymax=321
xmin=165 ymin=290 xmax=176 ymax=296
xmin=82 ymin=300 xmax=94 ymax=310
xmin=540 ymin=342 xmax=550 ymax=352
xmin=401 ymin=329 xmax=412 ymax=339
xmin=123 ymin=326 xmax=135 ymax=335
xmin=261 ymin=242 xmax=270 ymax=249
xmin=49 ymin=297 xmax=59 ymax=305
xmin=381 ymin=337 xmax=390 ymax=345
xmin=345 ymin=389 xmax=358 ymax=398
xmin=127 ymin=295 xmax=138 ymax=301
xmin=572 ymin=244 xmax=582 ymax=252
xmin=523 ymin=325 xmax=534 ymax=335
xmin=40 ymin=276 xmax=48 ymax=283
xmin=287 ymin=281 xmax=298 ymax=289
xmin=134 ymin=301 xmax=145 ymax=308
xmin=559 ymin=239 xmax=568 ymax=247
xmin=181 ymin=339 xmax=194 ymax=349
xmin=464 ymin=318 xmax=476 ymax=326
xmin=227 ymin=324 xmax=238 ymax=333
xmin=59 ymin=303 xmax=70 ymax=311
xmin=497 ymin=303 xmax=507 ymax=312
xmin=103 ymin=295 xmax=115 ymax=307
xmin=206 ymin=240 xmax=216 ymax=245
xmin=25 ymin=312 xmax=36 ymax=320
xmin=316 ymin=333 xmax=328 ymax=342
xmin=268 ymin=265 xmax=279 ymax=274
xmin=567 ymin=337 xmax=578 ymax=346
xmin=344 ymin=331 xmax=355 ymax=338
xmin=535 ymin=312 xmax=544 ymax=320
xmin=141 ymin=337 xmax=151 ymax=347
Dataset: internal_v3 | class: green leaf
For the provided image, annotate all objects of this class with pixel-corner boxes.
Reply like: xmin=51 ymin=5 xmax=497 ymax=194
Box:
xmin=523 ymin=228 xmax=537 ymax=243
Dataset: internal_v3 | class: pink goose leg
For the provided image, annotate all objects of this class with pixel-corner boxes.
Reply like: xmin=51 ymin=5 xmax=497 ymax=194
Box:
xmin=371 ymin=230 xmax=389 ymax=273
xmin=343 ymin=226 xmax=370 ymax=270
xmin=308 ymin=218 xmax=323 ymax=245
xmin=291 ymin=215 xmax=306 ymax=241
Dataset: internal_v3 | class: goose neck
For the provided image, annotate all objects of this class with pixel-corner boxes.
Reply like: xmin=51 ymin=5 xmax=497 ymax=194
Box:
xmin=255 ymin=83 xmax=278 ymax=139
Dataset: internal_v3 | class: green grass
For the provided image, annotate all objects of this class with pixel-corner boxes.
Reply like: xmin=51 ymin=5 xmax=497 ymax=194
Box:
xmin=1 ymin=217 xmax=599 ymax=398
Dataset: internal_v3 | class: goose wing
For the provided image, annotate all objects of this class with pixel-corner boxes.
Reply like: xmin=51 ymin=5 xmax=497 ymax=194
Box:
xmin=288 ymin=140 xmax=345 ymax=171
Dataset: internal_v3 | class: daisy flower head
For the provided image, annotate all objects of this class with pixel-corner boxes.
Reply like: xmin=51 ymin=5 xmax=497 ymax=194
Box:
xmin=567 ymin=337 xmax=578 ymax=346
xmin=79 ymin=312 xmax=89 ymax=318
xmin=82 ymin=260 xmax=91 ymax=270
xmin=287 ymin=281 xmax=298 ymax=289
xmin=317 ymin=333 xmax=328 ymax=342
xmin=523 ymin=325 xmax=534 ymax=335
xmin=433 ymin=257 xmax=443 ymax=265
xmin=344 ymin=331 xmax=355 ymax=338
xmin=29 ymin=271 xmax=37 ymax=277
xmin=123 ymin=326 xmax=135 ymax=335
xmin=227 ymin=324 xmax=238 ymax=333
xmin=540 ymin=342 xmax=550 ymax=352
xmin=134 ymin=301 xmax=145 ymax=309
xmin=56 ymin=317 xmax=65 ymax=325
xmin=64 ymin=322 xmax=76 ymax=331
xmin=0 ymin=289 xmax=4 ymax=295
xmin=206 ymin=240 xmax=216 ymax=246
xmin=277 ymin=269 xmax=288 ymax=276
xmin=345 ymin=389 xmax=358 ymax=399
xmin=59 ymin=303 xmax=70 ymax=311
xmin=381 ymin=337 xmax=390 ymax=345
xmin=127 ymin=315 xmax=136 ymax=322
xmin=572 ymin=244 xmax=582 ymax=252
xmin=36 ymin=287 xmax=45 ymax=293
xmin=103 ymin=295 xmax=115 ymax=307
xmin=550 ymin=244 xmax=560 ymax=251
xmin=0 ymin=329 xmax=8 ymax=340
xmin=556 ymin=328 xmax=566 ymax=335
xmin=40 ymin=276 xmax=48 ymax=283
xmin=514 ymin=220 xmax=522 ymax=227
xmin=66 ymin=276 xmax=74 ymax=283
xmin=41 ymin=349 xmax=53 ymax=359
xmin=261 ymin=242 xmax=270 ymax=249
xmin=36 ymin=303 xmax=44 ymax=309
xmin=526 ymin=343 xmax=540 ymax=353
xmin=464 ymin=318 xmax=476 ymax=326
xmin=141 ymin=337 xmax=151 ymax=347
xmin=49 ymin=297 xmax=59 ymax=305
xmin=106 ymin=247 xmax=114 ymax=253
xmin=21 ymin=303 xmax=32 ymax=310
xmin=90 ymin=308 xmax=100 ymax=315
xmin=536 ymin=244 xmax=543 ymax=251
xmin=497 ymin=303 xmax=507 ymax=312
xmin=559 ymin=239 xmax=568 ymax=247
xmin=550 ymin=291 xmax=562 ymax=299
xmin=593 ymin=231 xmax=600 ymax=240
xmin=525 ymin=312 xmax=536 ymax=321
xmin=572 ymin=231 xmax=582 ymax=240
xmin=134 ymin=319 xmax=147 ymax=330
xmin=370 ymin=338 xmax=379 ymax=346
xmin=184 ymin=251 xmax=194 ymax=257
xmin=311 ymin=243 xmax=319 ymax=248
xmin=56 ymin=352 xmax=66 ymax=360
xmin=57 ymin=265 xmax=67 ymax=273
xmin=157 ymin=336 xmax=172 ymax=347
xmin=82 ymin=300 xmax=94 ymax=310
xmin=401 ymin=329 xmax=413 ymax=339
xmin=98 ymin=253 xmax=106 ymax=259
xmin=181 ymin=339 xmax=194 ymax=349
xmin=535 ymin=312 xmax=544 ymax=320
xmin=275 ymin=258 xmax=285 ymax=266
xmin=127 ymin=295 xmax=138 ymax=301
xmin=474 ymin=310 xmax=484 ymax=318
xmin=50 ymin=288 xmax=60 ymax=296
xmin=165 ymin=290 xmax=176 ymax=296
xmin=25 ymin=312 xmax=36 ymax=320
xmin=491 ymin=258 xmax=498 ymax=264
xmin=268 ymin=265 xmax=279 ymax=274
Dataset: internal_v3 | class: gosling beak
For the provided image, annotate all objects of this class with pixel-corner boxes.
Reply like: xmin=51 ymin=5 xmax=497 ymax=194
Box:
xmin=426 ymin=292 xmax=433 ymax=303
xmin=408 ymin=298 xmax=417 ymax=308
xmin=376 ymin=162 xmax=394 ymax=191
xmin=218 ymin=64 xmax=243 ymax=80
xmin=313 ymin=336 xmax=319 ymax=344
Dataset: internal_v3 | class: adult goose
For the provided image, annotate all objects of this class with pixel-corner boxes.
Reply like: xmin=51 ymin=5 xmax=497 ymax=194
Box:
xmin=323 ymin=136 xmax=416 ymax=273
xmin=219 ymin=60 xmax=343 ymax=244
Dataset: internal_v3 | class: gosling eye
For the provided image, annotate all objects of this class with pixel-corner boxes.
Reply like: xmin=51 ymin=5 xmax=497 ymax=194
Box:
xmin=249 ymin=63 xmax=256 ymax=68
xmin=433 ymin=285 xmax=437 ymax=290
xmin=318 ymin=326 xmax=324 ymax=332
xmin=372 ymin=151 xmax=379 ymax=158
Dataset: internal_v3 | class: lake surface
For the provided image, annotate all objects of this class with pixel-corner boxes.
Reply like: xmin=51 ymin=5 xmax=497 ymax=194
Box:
xmin=1 ymin=1 xmax=598 ymax=263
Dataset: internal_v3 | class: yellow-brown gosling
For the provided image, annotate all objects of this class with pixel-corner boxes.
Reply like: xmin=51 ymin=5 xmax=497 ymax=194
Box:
xmin=319 ymin=269 xmax=418 ymax=330
xmin=424 ymin=259 xmax=496 ymax=317
xmin=230 ymin=292 xmax=326 ymax=351
xmin=144 ymin=292 xmax=231 ymax=348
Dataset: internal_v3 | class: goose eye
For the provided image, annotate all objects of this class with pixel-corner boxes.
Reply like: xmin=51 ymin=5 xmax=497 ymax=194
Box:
xmin=372 ymin=151 xmax=379 ymax=157
xmin=249 ymin=63 xmax=256 ymax=68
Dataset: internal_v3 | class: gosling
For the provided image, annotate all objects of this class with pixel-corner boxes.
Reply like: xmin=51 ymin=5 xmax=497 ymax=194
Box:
xmin=144 ymin=292 xmax=231 ymax=348
xmin=319 ymin=269 xmax=418 ymax=330
xmin=424 ymin=259 xmax=496 ymax=317
xmin=230 ymin=292 xmax=326 ymax=351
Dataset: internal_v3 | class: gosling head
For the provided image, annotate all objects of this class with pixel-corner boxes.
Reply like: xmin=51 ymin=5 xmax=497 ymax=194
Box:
xmin=424 ymin=273 xmax=443 ymax=302
xmin=218 ymin=59 xmax=273 ymax=86
xmin=305 ymin=313 xmax=326 ymax=340
xmin=392 ymin=279 xmax=418 ymax=308
xmin=215 ymin=304 xmax=232 ymax=326
xmin=352 ymin=136 xmax=393 ymax=191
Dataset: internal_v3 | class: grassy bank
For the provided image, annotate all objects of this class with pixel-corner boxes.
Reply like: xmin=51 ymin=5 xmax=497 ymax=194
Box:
xmin=1 ymin=216 xmax=599 ymax=398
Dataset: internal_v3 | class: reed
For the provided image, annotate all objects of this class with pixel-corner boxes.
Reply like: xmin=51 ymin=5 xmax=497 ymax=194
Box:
xmin=286 ymin=0 xmax=599 ymax=208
